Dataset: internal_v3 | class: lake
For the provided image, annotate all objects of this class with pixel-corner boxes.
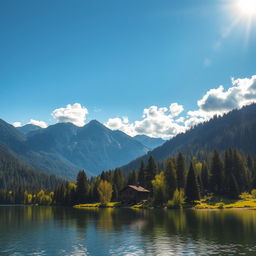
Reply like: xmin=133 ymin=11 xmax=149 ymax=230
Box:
xmin=0 ymin=206 xmax=256 ymax=255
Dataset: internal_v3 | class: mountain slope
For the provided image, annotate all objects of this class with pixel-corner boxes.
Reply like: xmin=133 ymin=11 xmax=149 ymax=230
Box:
xmin=121 ymin=104 xmax=256 ymax=172
xmin=26 ymin=120 xmax=148 ymax=176
xmin=0 ymin=119 xmax=148 ymax=179
xmin=0 ymin=120 xmax=79 ymax=179
xmin=133 ymin=135 xmax=165 ymax=150
xmin=0 ymin=143 xmax=62 ymax=190
xmin=17 ymin=124 xmax=42 ymax=135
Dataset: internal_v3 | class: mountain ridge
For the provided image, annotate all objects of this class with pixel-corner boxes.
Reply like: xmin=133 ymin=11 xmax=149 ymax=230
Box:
xmin=0 ymin=119 xmax=153 ymax=179
xmin=120 ymin=104 xmax=256 ymax=172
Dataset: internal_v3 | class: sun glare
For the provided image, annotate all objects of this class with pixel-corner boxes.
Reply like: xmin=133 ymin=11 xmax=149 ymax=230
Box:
xmin=237 ymin=0 xmax=256 ymax=17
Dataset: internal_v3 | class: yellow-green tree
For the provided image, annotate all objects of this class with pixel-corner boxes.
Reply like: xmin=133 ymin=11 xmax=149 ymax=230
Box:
xmin=97 ymin=180 xmax=112 ymax=205
xmin=152 ymin=171 xmax=167 ymax=206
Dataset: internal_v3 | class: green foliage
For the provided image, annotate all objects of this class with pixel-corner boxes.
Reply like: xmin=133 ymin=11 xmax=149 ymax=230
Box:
xmin=97 ymin=180 xmax=113 ymax=205
xmin=251 ymin=189 xmax=256 ymax=198
xmin=144 ymin=156 xmax=157 ymax=191
xmin=138 ymin=160 xmax=145 ymax=187
xmin=167 ymin=189 xmax=185 ymax=209
xmin=239 ymin=192 xmax=252 ymax=200
xmin=210 ymin=150 xmax=224 ymax=195
xmin=112 ymin=168 xmax=125 ymax=200
xmin=176 ymin=153 xmax=186 ymax=189
xmin=185 ymin=162 xmax=200 ymax=203
xmin=152 ymin=172 xmax=167 ymax=206
xmin=164 ymin=158 xmax=177 ymax=199
xmin=200 ymin=162 xmax=209 ymax=195
xmin=76 ymin=170 xmax=90 ymax=204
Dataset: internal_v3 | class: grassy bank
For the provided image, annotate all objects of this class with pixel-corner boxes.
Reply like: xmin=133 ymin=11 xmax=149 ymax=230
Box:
xmin=194 ymin=195 xmax=256 ymax=210
xmin=74 ymin=192 xmax=256 ymax=210
xmin=74 ymin=202 xmax=121 ymax=209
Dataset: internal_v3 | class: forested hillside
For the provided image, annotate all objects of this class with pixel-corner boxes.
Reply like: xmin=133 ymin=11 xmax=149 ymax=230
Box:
xmin=0 ymin=119 xmax=149 ymax=179
xmin=121 ymin=104 xmax=256 ymax=172
xmin=0 ymin=144 xmax=62 ymax=191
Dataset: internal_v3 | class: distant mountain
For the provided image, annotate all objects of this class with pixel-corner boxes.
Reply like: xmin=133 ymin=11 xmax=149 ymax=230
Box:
xmin=0 ymin=143 xmax=62 ymax=190
xmin=26 ymin=120 xmax=148 ymax=176
xmin=121 ymin=104 xmax=256 ymax=172
xmin=17 ymin=124 xmax=42 ymax=134
xmin=0 ymin=119 xmax=80 ymax=179
xmin=0 ymin=119 xmax=149 ymax=179
xmin=133 ymin=135 xmax=165 ymax=150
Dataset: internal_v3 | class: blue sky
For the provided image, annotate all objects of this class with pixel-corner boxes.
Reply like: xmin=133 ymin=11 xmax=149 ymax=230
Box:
xmin=1 ymin=0 xmax=256 ymax=137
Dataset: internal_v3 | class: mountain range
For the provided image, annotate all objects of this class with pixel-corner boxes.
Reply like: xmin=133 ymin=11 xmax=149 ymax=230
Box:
xmin=1 ymin=103 xmax=256 ymax=181
xmin=0 ymin=143 xmax=62 ymax=190
xmin=121 ymin=104 xmax=256 ymax=172
xmin=0 ymin=119 xmax=163 ymax=179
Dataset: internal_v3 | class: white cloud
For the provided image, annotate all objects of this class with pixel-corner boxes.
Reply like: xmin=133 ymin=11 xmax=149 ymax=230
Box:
xmin=11 ymin=75 xmax=256 ymax=139
xmin=13 ymin=122 xmax=22 ymax=127
xmin=51 ymin=103 xmax=89 ymax=127
xmin=105 ymin=104 xmax=186 ymax=139
xmin=27 ymin=119 xmax=48 ymax=128
xmin=106 ymin=75 xmax=256 ymax=139
xmin=12 ymin=120 xmax=48 ymax=128
xmin=169 ymin=103 xmax=184 ymax=117
xmin=197 ymin=75 xmax=256 ymax=113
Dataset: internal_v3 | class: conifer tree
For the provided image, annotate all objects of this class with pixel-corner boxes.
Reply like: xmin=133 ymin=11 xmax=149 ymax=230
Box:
xmin=76 ymin=170 xmax=89 ymax=204
xmin=144 ymin=156 xmax=157 ymax=191
xmin=164 ymin=158 xmax=177 ymax=199
xmin=210 ymin=150 xmax=224 ymax=195
xmin=176 ymin=153 xmax=186 ymax=189
xmin=138 ymin=160 xmax=145 ymax=187
xmin=128 ymin=170 xmax=138 ymax=185
xmin=200 ymin=162 xmax=209 ymax=194
xmin=112 ymin=168 xmax=125 ymax=200
xmin=185 ymin=162 xmax=200 ymax=202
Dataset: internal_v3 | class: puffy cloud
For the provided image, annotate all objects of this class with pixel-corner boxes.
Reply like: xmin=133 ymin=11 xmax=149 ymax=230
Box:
xmin=51 ymin=103 xmax=88 ymax=127
xmin=12 ymin=120 xmax=47 ymax=128
xmin=106 ymin=75 xmax=256 ymax=138
xmin=11 ymin=75 xmax=256 ymax=139
xmin=169 ymin=103 xmax=184 ymax=117
xmin=27 ymin=119 xmax=48 ymax=128
xmin=13 ymin=122 xmax=22 ymax=127
xmin=105 ymin=117 xmax=135 ymax=136
xmin=105 ymin=104 xmax=186 ymax=139
xmin=198 ymin=75 xmax=256 ymax=113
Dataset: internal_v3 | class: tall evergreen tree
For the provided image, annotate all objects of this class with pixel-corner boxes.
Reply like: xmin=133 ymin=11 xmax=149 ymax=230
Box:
xmin=76 ymin=170 xmax=89 ymax=204
xmin=138 ymin=160 xmax=145 ymax=187
xmin=144 ymin=156 xmax=157 ymax=191
xmin=185 ymin=162 xmax=200 ymax=203
xmin=200 ymin=162 xmax=209 ymax=195
xmin=210 ymin=150 xmax=224 ymax=195
xmin=112 ymin=168 xmax=125 ymax=200
xmin=164 ymin=158 xmax=177 ymax=199
xmin=233 ymin=150 xmax=249 ymax=192
xmin=128 ymin=170 xmax=138 ymax=185
xmin=176 ymin=153 xmax=186 ymax=189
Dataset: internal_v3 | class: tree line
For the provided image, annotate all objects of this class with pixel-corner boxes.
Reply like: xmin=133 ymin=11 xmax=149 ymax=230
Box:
xmin=1 ymin=148 xmax=256 ymax=206
xmin=53 ymin=148 xmax=256 ymax=206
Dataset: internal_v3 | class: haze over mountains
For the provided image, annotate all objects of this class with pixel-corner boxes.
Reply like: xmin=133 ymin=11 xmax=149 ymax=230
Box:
xmin=0 ymin=119 xmax=163 ymax=179
xmin=1 ymin=103 xmax=256 ymax=181
xmin=0 ymin=143 xmax=62 ymax=190
xmin=121 ymin=104 xmax=256 ymax=172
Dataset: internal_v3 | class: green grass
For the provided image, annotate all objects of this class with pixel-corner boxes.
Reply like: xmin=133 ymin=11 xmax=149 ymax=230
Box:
xmin=194 ymin=195 xmax=256 ymax=210
xmin=74 ymin=202 xmax=121 ymax=209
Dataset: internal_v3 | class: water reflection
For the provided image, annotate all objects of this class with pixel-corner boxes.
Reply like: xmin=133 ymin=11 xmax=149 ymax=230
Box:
xmin=0 ymin=206 xmax=256 ymax=255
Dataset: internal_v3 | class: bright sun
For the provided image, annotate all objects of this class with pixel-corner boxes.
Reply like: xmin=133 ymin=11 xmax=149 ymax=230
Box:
xmin=237 ymin=0 xmax=256 ymax=16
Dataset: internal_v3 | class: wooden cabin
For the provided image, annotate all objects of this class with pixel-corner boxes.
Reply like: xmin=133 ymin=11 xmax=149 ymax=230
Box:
xmin=119 ymin=185 xmax=150 ymax=203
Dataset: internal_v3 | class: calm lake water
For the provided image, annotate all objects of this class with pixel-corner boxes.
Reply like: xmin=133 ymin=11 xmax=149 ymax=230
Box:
xmin=1 ymin=206 xmax=256 ymax=256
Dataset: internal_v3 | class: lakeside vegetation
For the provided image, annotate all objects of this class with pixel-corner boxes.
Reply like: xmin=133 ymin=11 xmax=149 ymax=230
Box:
xmin=1 ymin=148 xmax=256 ymax=210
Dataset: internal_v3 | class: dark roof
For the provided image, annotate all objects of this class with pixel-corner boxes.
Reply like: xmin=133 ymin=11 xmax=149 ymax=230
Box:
xmin=120 ymin=185 xmax=150 ymax=193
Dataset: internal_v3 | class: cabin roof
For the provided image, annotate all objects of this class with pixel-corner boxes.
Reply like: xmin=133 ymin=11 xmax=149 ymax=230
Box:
xmin=120 ymin=185 xmax=150 ymax=193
